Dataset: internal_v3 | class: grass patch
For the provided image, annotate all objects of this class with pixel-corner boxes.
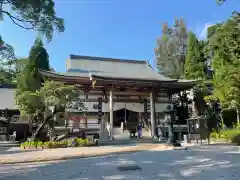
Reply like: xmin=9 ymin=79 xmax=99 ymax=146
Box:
xmin=210 ymin=124 xmax=240 ymax=145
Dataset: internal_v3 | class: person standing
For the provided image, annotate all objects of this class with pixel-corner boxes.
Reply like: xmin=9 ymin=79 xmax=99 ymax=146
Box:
xmin=137 ymin=123 xmax=142 ymax=138
xmin=120 ymin=118 xmax=124 ymax=132
xmin=107 ymin=122 xmax=111 ymax=139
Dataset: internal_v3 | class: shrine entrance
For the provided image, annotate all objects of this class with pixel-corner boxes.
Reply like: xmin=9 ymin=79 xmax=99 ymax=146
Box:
xmin=113 ymin=108 xmax=138 ymax=127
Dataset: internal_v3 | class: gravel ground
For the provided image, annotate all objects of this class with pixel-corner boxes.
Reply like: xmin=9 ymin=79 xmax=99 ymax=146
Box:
xmin=0 ymin=144 xmax=239 ymax=180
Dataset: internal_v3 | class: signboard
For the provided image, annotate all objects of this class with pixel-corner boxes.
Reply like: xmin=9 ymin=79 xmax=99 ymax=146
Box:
xmin=97 ymin=97 xmax=102 ymax=124
xmin=72 ymin=128 xmax=80 ymax=132
xmin=143 ymin=99 xmax=149 ymax=122
xmin=11 ymin=115 xmax=20 ymax=122
xmin=1 ymin=115 xmax=20 ymax=122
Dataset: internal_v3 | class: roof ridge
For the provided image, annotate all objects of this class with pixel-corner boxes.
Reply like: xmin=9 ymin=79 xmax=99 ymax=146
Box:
xmin=144 ymin=62 xmax=175 ymax=81
xmin=69 ymin=54 xmax=147 ymax=64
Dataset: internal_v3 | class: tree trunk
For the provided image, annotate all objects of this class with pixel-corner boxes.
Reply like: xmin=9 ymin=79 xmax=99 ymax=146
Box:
xmin=31 ymin=114 xmax=53 ymax=141
xmin=194 ymin=90 xmax=206 ymax=116
xmin=237 ymin=108 xmax=239 ymax=125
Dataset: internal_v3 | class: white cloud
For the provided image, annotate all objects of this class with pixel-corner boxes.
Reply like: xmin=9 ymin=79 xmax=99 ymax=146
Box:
xmin=198 ymin=23 xmax=214 ymax=40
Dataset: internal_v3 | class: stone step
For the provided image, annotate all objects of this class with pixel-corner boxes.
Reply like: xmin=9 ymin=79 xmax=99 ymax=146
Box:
xmin=0 ymin=141 xmax=20 ymax=147
xmin=98 ymin=137 xmax=160 ymax=146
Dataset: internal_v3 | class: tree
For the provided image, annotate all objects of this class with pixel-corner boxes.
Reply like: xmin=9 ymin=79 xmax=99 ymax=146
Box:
xmin=155 ymin=19 xmax=189 ymax=124
xmin=229 ymin=71 xmax=240 ymax=124
xmin=0 ymin=0 xmax=64 ymax=67
xmin=184 ymin=31 xmax=208 ymax=116
xmin=29 ymin=38 xmax=50 ymax=71
xmin=0 ymin=37 xmax=16 ymax=82
xmin=155 ymin=18 xmax=188 ymax=79
xmin=17 ymin=38 xmax=50 ymax=93
xmin=0 ymin=0 xmax=64 ymax=84
xmin=16 ymin=81 xmax=86 ymax=140
xmin=216 ymin=0 xmax=226 ymax=4
xmin=14 ymin=58 xmax=29 ymax=73
xmin=0 ymin=37 xmax=14 ymax=61
xmin=184 ymin=32 xmax=206 ymax=80
xmin=203 ymin=12 xmax=240 ymax=129
xmin=0 ymin=0 xmax=64 ymax=41
xmin=208 ymin=14 xmax=240 ymax=106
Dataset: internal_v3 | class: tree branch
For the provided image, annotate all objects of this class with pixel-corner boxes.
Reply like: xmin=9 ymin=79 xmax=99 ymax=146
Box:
xmin=1 ymin=10 xmax=35 ymax=30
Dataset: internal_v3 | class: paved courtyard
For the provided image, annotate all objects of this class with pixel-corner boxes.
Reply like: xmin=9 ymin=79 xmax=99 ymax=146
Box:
xmin=0 ymin=145 xmax=239 ymax=180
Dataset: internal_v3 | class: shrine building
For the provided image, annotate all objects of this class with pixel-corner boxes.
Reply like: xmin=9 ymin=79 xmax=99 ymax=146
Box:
xmin=39 ymin=55 xmax=197 ymax=139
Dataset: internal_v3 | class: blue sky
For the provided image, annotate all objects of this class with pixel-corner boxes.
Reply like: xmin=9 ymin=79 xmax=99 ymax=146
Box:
xmin=1 ymin=0 xmax=240 ymax=72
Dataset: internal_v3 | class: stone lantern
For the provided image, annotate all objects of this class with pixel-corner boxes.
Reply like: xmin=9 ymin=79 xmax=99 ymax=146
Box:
xmin=164 ymin=105 xmax=180 ymax=146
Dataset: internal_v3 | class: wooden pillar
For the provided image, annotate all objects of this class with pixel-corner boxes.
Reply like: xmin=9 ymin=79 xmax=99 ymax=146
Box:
xmin=124 ymin=103 xmax=127 ymax=122
xmin=150 ymin=90 xmax=156 ymax=138
xmin=101 ymin=113 xmax=105 ymax=130
xmin=109 ymin=90 xmax=113 ymax=139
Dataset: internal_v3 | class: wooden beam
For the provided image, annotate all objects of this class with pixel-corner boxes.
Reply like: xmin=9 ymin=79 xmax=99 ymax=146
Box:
xmin=79 ymin=98 xmax=172 ymax=103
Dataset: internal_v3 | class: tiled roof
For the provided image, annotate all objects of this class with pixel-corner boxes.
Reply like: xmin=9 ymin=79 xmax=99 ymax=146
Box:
xmin=39 ymin=55 xmax=198 ymax=90
xmin=66 ymin=55 xmax=175 ymax=82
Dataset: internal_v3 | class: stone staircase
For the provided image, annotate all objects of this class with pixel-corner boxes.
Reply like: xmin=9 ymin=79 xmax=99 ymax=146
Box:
xmin=113 ymin=127 xmax=150 ymax=139
xmin=0 ymin=141 xmax=20 ymax=148
xmin=0 ymin=141 xmax=19 ymax=145
xmin=96 ymin=127 xmax=160 ymax=146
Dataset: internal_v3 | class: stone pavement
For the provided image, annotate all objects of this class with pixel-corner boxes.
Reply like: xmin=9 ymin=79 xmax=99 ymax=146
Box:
xmin=0 ymin=144 xmax=239 ymax=180
xmin=0 ymin=143 xmax=174 ymax=164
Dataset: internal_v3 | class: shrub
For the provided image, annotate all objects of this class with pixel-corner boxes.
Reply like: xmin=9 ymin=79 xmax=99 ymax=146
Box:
xmin=20 ymin=141 xmax=38 ymax=149
xmin=20 ymin=138 xmax=89 ymax=149
xmin=231 ymin=133 xmax=240 ymax=145
xmin=210 ymin=131 xmax=219 ymax=140
xmin=76 ymin=138 xmax=88 ymax=146
xmin=210 ymin=124 xmax=240 ymax=145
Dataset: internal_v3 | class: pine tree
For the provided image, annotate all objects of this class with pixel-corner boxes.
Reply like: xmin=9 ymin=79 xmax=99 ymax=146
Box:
xmin=17 ymin=38 xmax=50 ymax=93
xmin=28 ymin=38 xmax=50 ymax=71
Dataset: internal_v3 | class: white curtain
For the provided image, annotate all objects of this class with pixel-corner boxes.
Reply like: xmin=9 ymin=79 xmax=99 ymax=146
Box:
xmin=126 ymin=103 xmax=143 ymax=112
xmin=113 ymin=103 xmax=125 ymax=111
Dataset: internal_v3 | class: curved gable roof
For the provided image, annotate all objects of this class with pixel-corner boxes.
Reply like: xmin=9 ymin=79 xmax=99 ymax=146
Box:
xmin=67 ymin=55 xmax=175 ymax=82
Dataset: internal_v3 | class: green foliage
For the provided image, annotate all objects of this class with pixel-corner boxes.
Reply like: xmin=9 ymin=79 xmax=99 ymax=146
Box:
xmin=184 ymin=31 xmax=206 ymax=80
xmin=20 ymin=138 xmax=89 ymax=149
xmin=16 ymin=90 xmax=44 ymax=117
xmin=0 ymin=0 xmax=64 ymax=41
xmin=207 ymin=24 xmax=222 ymax=39
xmin=16 ymin=80 xmax=85 ymax=118
xmin=183 ymin=31 xmax=209 ymax=116
xmin=210 ymin=124 xmax=240 ymax=145
xmin=0 ymin=37 xmax=21 ymax=84
xmin=155 ymin=19 xmax=188 ymax=78
xmin=29 ymin=38 xmax=50 ymax=70
xmin=216 ymin=0 xmax=226 ymax=4
xmin=17 ymin=38 xmax=50 ymax=93
xmin=0 ymin=68 xmax=16 ymax=84
xmin=208 ymin=13 xmax=240 ymax=110
xmin=0 ymin=0 xmax=63 ymax=84
xmin=0 ymin=36 xmax=15 ymax=60
xmin=14 ymin=58 xmax=29 ymax=73
xmin=15 ymin=38 xmax=86 ymax=139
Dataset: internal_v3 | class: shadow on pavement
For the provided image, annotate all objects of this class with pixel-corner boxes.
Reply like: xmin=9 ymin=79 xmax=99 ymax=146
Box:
xmin=0 ymin=147 xmax=40 ymax=155
xmin=0 ymin=145 xmax=239 ymax=180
